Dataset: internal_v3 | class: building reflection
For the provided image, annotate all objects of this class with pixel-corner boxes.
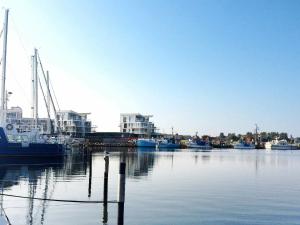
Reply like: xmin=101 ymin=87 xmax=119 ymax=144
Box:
xmin=0 ymin=148 xmax=223 ymax=225
xmin=125 ymin=148 xmax=155 ymax=178
xmin=90 ymin=147 xmax=157 ymax=179
xmin=0 ymin=148 xmax=157 ymax=225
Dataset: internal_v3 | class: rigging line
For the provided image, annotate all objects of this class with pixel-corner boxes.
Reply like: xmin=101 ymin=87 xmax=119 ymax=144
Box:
xmin=38 ymin=75 xmax=51 ymax=119
xmin=10 ymin=14 xmax=30 ymax=63
xmin=49 ymin=79 xmax=60 ymax=111
xmin=36 ymin=53 xmax=61 ymax=134
xmin=0 ymin=193 xmax=118 ymax=204
xmin=0 ymin=195 xmax=12 ymax=225
xmin=6 ymin=63 xmax=32 ymax=105
xmin=0 ymin=207 xmax=12 ymax=225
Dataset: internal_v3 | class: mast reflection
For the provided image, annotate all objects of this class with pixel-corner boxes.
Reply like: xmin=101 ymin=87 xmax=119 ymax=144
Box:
xmin=0 ymin=152 xmax=89 ymax=225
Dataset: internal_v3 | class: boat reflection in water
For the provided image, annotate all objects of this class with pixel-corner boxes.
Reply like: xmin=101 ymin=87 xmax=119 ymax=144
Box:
xmin=0 ymin=151 xmax=88 ymax=225
xmin=0 ymin=147 xmax=157 ymax=225
xmin=0 ymin=157 xmax=65 ymax=187
xmin=0 ymin=148 xmax=295 ymax=225
xmin=0 ymin=157 xmax=64 ymax=225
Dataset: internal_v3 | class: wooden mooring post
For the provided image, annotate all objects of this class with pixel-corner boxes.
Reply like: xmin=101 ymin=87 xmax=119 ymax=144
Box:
xmin=117 ymin=162 xmax=126 ymax=225
xmin=103 ymin=152 xmax=109 ymax=203
xmin=88 ymin=151 xmax=92 ymax=197
xmin=102 ymin=152 xmax=109 ymax=224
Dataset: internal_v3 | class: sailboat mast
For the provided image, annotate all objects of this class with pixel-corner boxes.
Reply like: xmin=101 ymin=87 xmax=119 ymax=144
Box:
xmin=31 ymin=55 xmax=35 ymax=118
xmin=33 ymin=48 xmax=38 ymax=128
xmin=0 ymin=9 xmax=9 ymax=126
xmin=0 ymin=9 xmax=8 ymax=111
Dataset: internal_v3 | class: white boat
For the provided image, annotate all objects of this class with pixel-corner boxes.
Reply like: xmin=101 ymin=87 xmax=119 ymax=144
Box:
xmin=265 ymin=139 xmax=297 ymax=150
xmin=233 ymin=141 xmax=255 ymax=150
xmin=0 ymin=9 xmax=65 ymax=157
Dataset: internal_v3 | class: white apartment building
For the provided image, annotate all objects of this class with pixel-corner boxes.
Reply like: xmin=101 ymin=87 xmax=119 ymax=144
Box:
xmin=120 ymin=113 xmax=156 ymax=137
xmin=56 ymin=110 xmax=92 ymax=137
xmin=5 ymin=107 xmax=92 ymax=137
xmin=6 ymin=107 xmax=52 ymax=134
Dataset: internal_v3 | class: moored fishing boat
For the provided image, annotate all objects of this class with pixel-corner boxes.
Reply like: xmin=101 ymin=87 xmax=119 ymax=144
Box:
xmin=187 ymin=140 xmax=212 ymax=150
xmin=233 ymin=141 xmax=255 ymax=150
xmin=157 ymin=139 xmax=180 ymax=148
xmin=0 ymin=127 xmax=64 ymax=157
xmin=136 ymin=138 xmax=157 ymax=147
xmin=265 ymin=139 xmax=297 ymax=150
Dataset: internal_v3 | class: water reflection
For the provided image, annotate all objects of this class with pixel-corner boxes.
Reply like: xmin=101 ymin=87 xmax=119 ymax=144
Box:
xmin=125 ymin=148 xmax=155 ymax=178
xmin=0 ymin=152 xmax=89 ymax=225
xmin=0 ymin=148 xmax=298 ymax=225
xmin=92 ymin=147 xmax=156 ymax=179
xmin=0 ymin=157 xmax=65 ymax=189
xmin=0 ymin=157 xmax=64 ymax=225
xmin=0 ymin=149 xmax=295 ymax=190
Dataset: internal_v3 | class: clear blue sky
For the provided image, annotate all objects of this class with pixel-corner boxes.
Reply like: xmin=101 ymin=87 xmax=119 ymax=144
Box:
xmin=1 ymin=0 xmax=300 ymax=136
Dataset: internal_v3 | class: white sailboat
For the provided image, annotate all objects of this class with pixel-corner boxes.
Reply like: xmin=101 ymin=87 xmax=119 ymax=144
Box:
xmin=0 ymin=9 xmax=65 ymax=157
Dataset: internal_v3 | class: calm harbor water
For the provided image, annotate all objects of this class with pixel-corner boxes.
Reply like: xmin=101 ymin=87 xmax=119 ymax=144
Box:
xmin=1 ymin=148 xmax=300 ymax=225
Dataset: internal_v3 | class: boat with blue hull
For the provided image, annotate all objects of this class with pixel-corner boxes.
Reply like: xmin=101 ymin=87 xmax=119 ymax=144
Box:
xmin=233 ymin=141 xmax=255 ymax=150
xmin=136 ymin=138 xmax=157 ymax=147
xmin=157 ymin=139 xmax=180 ymax=149
xmin=158 ymin=142 xmax=180 ymax=148
xmin=187 ymin=140 xmax=212 ymax=150
xmin=0 ymin=128 xmax=64 ymax=157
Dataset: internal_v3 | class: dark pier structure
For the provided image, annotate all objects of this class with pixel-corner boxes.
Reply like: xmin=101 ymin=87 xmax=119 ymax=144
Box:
xmin=85 ymin=132 xmax=138 ymax=147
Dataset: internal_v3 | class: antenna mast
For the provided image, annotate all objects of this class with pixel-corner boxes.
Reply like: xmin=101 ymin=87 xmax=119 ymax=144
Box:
xmin=254 ymin=124 xmax=259 ymax=145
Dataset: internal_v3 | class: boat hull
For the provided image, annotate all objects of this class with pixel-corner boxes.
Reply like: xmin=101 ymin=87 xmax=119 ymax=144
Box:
xmin=187 ymin=143 xmax=212 ymax=150
xmin=271 ymin=145 xmax=298 ymax=150
xmin=136 ymin=139 xmax=156 ymax=147
xmin=0 ymin=128 xmax=65 ymax=157
xmin=0 ymin=143 xmax=65 ymax=157
xmin=265 ymin=141 xmax=298 ymax=150
xmin=233 ymin=144 xmax=255 ymax=150
xmin=158 ymin=143 xmax=180 ymax=148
